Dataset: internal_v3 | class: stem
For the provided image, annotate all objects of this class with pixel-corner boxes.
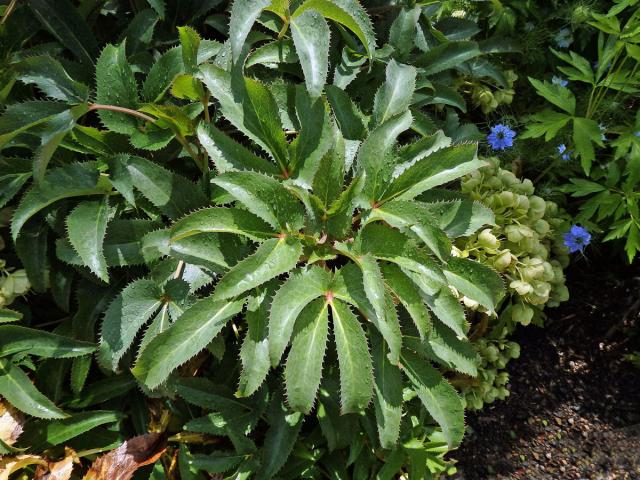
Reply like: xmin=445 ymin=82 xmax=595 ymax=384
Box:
xmin=1 ymin=0 xmax=18 ymax=24
xmin=173 ymin=260 xmax=185 ymax=280
xmin=202 ymin=93 xmax=211 ymax=123
xmin=88 ymin=103 xmax=157 ymax=124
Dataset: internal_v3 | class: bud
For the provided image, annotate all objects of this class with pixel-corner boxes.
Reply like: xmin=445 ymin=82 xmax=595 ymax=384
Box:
xmin=478 ymin=229 xmax=500 ymax=249
xmin=507 ymin=342 xmax=521 ymax=359
xmin=505 ymin=225 xmax=523 ymax=243
xmin=511 ymin=302 xmax=534 ymax=325
xmin=493 ymin=250 xmax=514 ymax=271
xmin=533 ymin=219 xmax=550 ymax=236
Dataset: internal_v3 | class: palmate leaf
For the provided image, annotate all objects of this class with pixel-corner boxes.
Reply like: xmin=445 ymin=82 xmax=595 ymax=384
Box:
xmin=268 ymin=266 xmax=331 ymax=366
xmin=290 ymin=9 xmax=330 ymax=99
xmin=400 ymin=349 xmax=465 ymax=448
xmin=285 ymin=298 xmax=329 ymax=413
xmin=0 ymin=359 xmax=66 ymax=419
xmin=98 ymin=279 xmax=163 ymax=371
xmin=66 ymin=196 xmax=110 ymax=282
xmin=213 ymin=171 xmax=305 ymax=231
xmin=133 ymin=297 xmax=245 ymax=389
xmin=330 ymin=299 xmax=373 ymax=413
xmin=213 ymin=237 xmax=303 ymax=300
xmin=11 ymin=162 xmax=108 ymax=241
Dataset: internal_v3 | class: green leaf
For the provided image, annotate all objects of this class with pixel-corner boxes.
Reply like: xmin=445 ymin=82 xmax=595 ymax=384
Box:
xmin=325 ymin=85 xmax=366 ymax=140
xmin=573 ymin=116 xmax=603 ymax=175
xmin=178 ymin=26 xmax=201 ymax=74
xmin=372 ymin=60 xmax=417 ymax=127
xmin=0 ymin=308 xmax=23 ymax=323
xmin=384 ymin=143 xmax=484 ymax=202
xmin=12 ymin=162 xmax=107 ymax=241
xmin=443 ymin=257 xmax=505 ymax=313
xmin=521 ymin=109 xmax=572 ymax=141
xmin=214 ymin=237 xmax=303 ymax=300
xmin=147 ymin=0 xmax=165 ymax=18
xmin=290 ymin=9 xmax=330 ymax=98
xmin=256 ymin=394 xmax=303 ymax=480
xmin=213 ymin=171 xmax=304 ymax=231
xmin=15 ymin=216 xmax=50 ymax=293
xmin=389 ymin=6 xmax=421 ymax=58
xmin=95 ymin=42 xmax=140 ymax=134
xmin=400 ymin=349 xmax=464 ymax=448
xmin=66 ymin=374 xmax=136 ymax=408
xmin=171 ymin=207 xmax=274 ymax=243
xmin=245 ymin=39 xmax=299 ymax=68
xmin=294 ymin=0 xmax=376 ymax=59
xmin=190 ymin=453 xmax=244 ymax=473
xmin=268 ymin=266 xmax=331 ymax=366
xmin=285 ymin=298 xmax=329 ymax=413
xmin=416 ymin=196 xmax=495 ymax=238
xmin=66 ymin=197 xmax=110 ymax=282
xmin=174 ymin=378 xmax=252 ymax=412
xmin=18 ymin=410 xmax=120 ymax=450
xmin=238 ymin=286 xmax=275 ymax=397
xmin=0 ymin=158 xmax=32 ymax=209
xmin=171 ymin=74 xmax=204 ymax=100
xmin=28 ymin=0 xmax=99 ymax=65
xmin=528 ymin=77 xmax=576 ymax=115
xmin=0 ymin=359 xmax=66 ymax=419
xmin=366 ymin=201 xmax=451 ymax=261
xmin=229 ymin=0 xmax=271 ymax=61
xmin=15 ymin=56 xmax=89 ymax=103
xmin=330 ymin=299 xmax=373 ymax=413
xmin=143 ymin=47 xmax=184 ymax=102
xmin=312 ymin=128 xmax=345 ymax=207
xmin=380 ymin=264 xmax=430 ymax=340
xmin=0 ymin=101 xmax=69 ymax=148
xmin=358 ymin=111 xmax=413 ymax=202
xmin=133 ymin=297 xmax=245 ymax=389
xmin=115 ymin=155 xmax=207 ymax=219
xmin=288 ymin=85 xmax=332 ymax=185
xmin=0 ymin=326 xmax=96 ymax=358
xmin=198 ymin=65 xmax=289 ymax=170
xmin=98 ymin=279 xmax=163 ymax=370
xmin=197 ymin=123 xmax=280 ymax=175
xmin=371 ymin=332 xmax=403 ymax=449
xmin=416 ymin=41 xmax=482 ymax=75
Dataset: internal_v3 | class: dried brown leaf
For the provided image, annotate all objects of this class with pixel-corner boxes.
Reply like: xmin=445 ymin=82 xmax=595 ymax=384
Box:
xmin=82 ymin=433 xmax=166 ymax=480
xmin=33 ymin=448 xmax=78 ymax=480
xmin=0 ymin=402 xmax=24 ymax=446
xmin=0 ymin=455 xmax=47 ymax=480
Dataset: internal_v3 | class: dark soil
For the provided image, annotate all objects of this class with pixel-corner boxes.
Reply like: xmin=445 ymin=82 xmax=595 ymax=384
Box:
xmin=452 ymin=259 xmax=640 ymax=480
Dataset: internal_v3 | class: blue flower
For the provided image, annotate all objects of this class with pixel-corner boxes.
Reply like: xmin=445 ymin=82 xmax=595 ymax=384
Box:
xmin=599 ymin=123 xmax=607 ymax=142
xmin=555 ymin=28 xmax=573 ymax=48
xmin=557 ymin=144 xmax=571 ymax=161
xmin=563 ymin=225 xmax=591 ymax=253
xmin=487 ymin=124 xmax=516 ymax=151
xmin=552 ymin=76 xmax=568 ymax=87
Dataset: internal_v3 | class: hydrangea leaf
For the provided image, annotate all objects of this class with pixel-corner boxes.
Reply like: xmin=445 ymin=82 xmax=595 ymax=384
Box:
xmin=11 ymin=162 xmax=107 ymax=241
xmin=213 ymin=237 xmax=303 ymax=300
xmin=384 ymin=143 xmax=486 ymax=202
xmin=285 ymin=298 xmax=329 ymax=413
xmin=268 ymin=266 xmax=331 ymax=366
xmin=213 ymin=171 xmax=304 ymax=231
xmin=0 ymin=325 xmax=96 ymax=358
xmin=371 ymin=332 xmax=403 ymax=449
xmin=400 ymin=349 xmax=465 ymax=448
xmin=330 ymin=299 xmax=373 ymax=413
xmin=290 ymin=9 xmax=330 ymax=99
xmin=443 ymin=257 xmax=505 ymax=313
xmin=95 ymin=42 xmax=140 ymax=134
xmin=98 ymin=279 xmax=163 ymax=371
xmin=0 ymin=359 xmax=66 ymax=419
xmin=293 ymin=0 xmax=376 ymax=59
xmin=372 ymin=60 xmax=417 ymax=128
xmin=133 ymin=297 xmax=245 ymax=389
xmin=66 ymin=196 xmax=110 ymax=282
